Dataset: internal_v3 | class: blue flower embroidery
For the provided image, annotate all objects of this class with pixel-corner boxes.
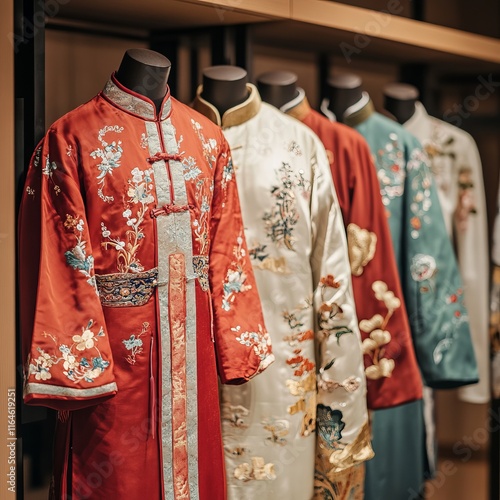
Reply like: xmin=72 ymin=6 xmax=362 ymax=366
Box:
xmin=123 ymin=323 xmax=149 ymax=365
xmin=123 ymin=335 xmax=143 ymax=350
xmin=317 ymin=404 xmax=345 ymax=449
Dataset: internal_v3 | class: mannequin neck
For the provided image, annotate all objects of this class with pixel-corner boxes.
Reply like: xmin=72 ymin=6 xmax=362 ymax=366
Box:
xmin=326 ymin=74 xmax=363 ymax=123
xmin=383 ymin=83 xmax=419 ymax=124
xmin=201 ymin=66 xmax=249 ymax=117
xmin=115 ymin=48 xmax=171 ymax=112
xmin=256 ymin=71 xmax=299 ymax=109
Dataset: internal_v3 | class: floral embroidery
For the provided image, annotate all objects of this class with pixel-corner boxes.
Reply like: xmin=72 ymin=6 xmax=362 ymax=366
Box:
xmin=376 ymin=133 xmax=406 ymax=210
xmin=316 ymin=405 xmax=345 ymax=449
xmin=425 ymin=129 xmax=478 ymax=232
xmin=316 ymin=275 xmax=360 ymax=393
xmin=140 ymin=133 xmax=148 ymax=149
xmin=183 ymin=159 xmax=210 ymax=255
xmin=43 ymin=156 xmax=61 ymax=195
xmin=226 ymin=445 xmax=250 ymax=457
xmin=182 ymin=156 xmax=202 ymax=181
xmin=233 ymin=324 xmax=272 ymax=362
xmin=64 ymin=214 xmax=97 ymax=291
xmin=288 ymin=140 xmax=302 ymax=156
xmin=101 ymin=167 xmax=155 ymax=273
xmin=221 ymin=403 xmax=250 ymax=428
xmin=221 ymin=154 xmax=234 ymax=203
xmin=314 ymin=425 xmax=372 ymax=496
xmin=249 ymin=243 xmax=290 ymax=274
xmin=347 ymin=223 xmax=377 ymax=276
xmin=423 ymin=133 xmax=455 ymax=196
xmin=317 ymin=275 xmax=352 ymax=344
xmin=234 ymin=457 xmax=276 ymax=482
xmin=191 ymin=119 xmax=218 ymax=168
xmin=33 ymin=146 xmax=41 ymax=168
xmin=432 ymin=287 xmax=466 ymax=364
xmin=192 ymin=256 xmax=209 ymax=291
xmin=456 ymin=167 xmax=477 ymax=231
xmin=407 ymin=148 xmax=433 ymax=239
xmin=90 ymin=125 xmax=124 ymax=203
xmin=26 ymin=186 xmax=35 ymax=197
xmin=263 ymin=162 xmax=300 ymax=250
xmin=282 ymin=300 xmax=317 ymax=436
xmin=295 ymin=169 xmax=311 ymax=200
xmin=66 ymin=145 xmax=73 ymax=157
xmin=222 ymin=233 xmax=252 ymax=310
xmin=317 ymin=369 xmax=361 ymax=393
xmin=28 ymin=319 xmax=110 ymax=384
xmin=411 ymin=254 xmax=467 ymax=364
xmin=123 ymin=322 xmax=149 ymax=365
xmin=359 ymin=281 xmax=400 ymax=380
xmin=262 ymin=418 xmax=289 ymax=446
xmin=410 ymin=254 xmax=437 ymax=288
xmin=249 ymin=243 xmax=269 ymax=263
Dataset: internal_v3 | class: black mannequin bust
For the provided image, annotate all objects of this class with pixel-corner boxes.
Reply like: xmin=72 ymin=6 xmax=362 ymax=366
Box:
xmin=256 ymin=71 xmax=299 ymax=109
xmin=115 ymin=48 xmax=171 ymax=112
xmin=200 ymin=66 xmax=249 ymax=116
xmin=383 ymin=83 xmax=419 ymax=124
xmin=326 ymin=74 xmax=363 ymax=122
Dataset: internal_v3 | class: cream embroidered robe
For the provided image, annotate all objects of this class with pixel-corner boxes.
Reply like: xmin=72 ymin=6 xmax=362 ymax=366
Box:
xmin=193 ymin=84 xmax=372 ymax=500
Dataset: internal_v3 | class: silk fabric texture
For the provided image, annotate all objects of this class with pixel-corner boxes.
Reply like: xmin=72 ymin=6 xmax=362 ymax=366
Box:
xmin=19 ymin=74 xmax=274 ymax=500
xmin=193 ymin=84 xmax=372 ymax=500
xmin=285 ymin=93 xmax=423 ymax=411
xmin=340 ymin=98 xmax=478 ymax=499
xmin=405 ymin=101 xmax=490 ymax=404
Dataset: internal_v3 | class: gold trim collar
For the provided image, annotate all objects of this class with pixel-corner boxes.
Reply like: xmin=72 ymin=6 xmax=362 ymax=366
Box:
xmin=285 ymin=94 xmax=312 ymax=122
xmin=343 ymin=99 xmax=375 ymax=128
xmin=192 ymin=83 xmax=261 ymax=128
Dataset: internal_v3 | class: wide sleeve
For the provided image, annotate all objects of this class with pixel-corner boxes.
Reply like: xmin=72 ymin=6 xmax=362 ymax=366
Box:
xmin=310 ymin=138 xmax=373 ymax=474
xmin=18 ymin=129 xmax=117 ymax=410
xmin=403 ymin=142 xmax=478 ymax=388
xmin=336 ymin=138 xmax=422 ymax=410
xmin=208 ymin=135 xmax=274 ymax=384
xmin=455 ymin=136 xmax=490 ymax=403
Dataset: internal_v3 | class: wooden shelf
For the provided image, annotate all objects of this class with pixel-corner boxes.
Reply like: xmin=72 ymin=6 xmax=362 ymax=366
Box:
xmin=291 ymin=1 xmax=500 ymax=65
xmin=183 ymin=0 xmax=500 ymax=68
xmin=55 ymin=0 xmax=500 ymax=69
xmin=57 ymin=0 xmax=271 ymax=30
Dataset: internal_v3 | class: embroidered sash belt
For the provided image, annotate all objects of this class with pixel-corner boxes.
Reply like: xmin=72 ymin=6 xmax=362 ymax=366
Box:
xmin=96 ymin=268 xmax=159 ymax=307
xmin=96 ymin=256 xmax=210 ymax=307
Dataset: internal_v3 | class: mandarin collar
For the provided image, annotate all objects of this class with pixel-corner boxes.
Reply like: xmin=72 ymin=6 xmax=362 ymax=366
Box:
xmin=281 ymin=87 xmax=312 ymax=121
xmin=319 ymin=91 xmax=373 ymax=127
xmin=343 ymin=96 xmax=375 ymax=128
xmin=192 ymin=83 xmax=261 ymax=128
xmin=101 ymin=73 xmax=172 ymax=121
xmin=403 ymin=101 xmax=431 ymax=138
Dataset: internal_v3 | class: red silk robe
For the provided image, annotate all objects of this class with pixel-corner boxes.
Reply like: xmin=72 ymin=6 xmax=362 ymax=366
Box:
xmin=18 ymin=74 xmax=274 ymax=500
xmin=286 ymin=95 xmax=422 ymax=409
